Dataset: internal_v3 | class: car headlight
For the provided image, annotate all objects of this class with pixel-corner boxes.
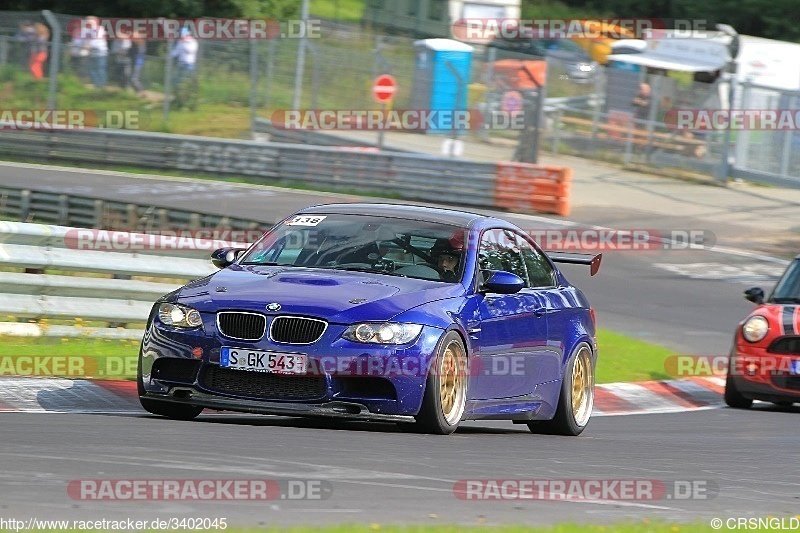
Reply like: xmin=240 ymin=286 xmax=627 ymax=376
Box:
xmin=343 ymin=323 xmax=423 ymax=344
xmin=158 ymin=303 xmax=203 ymax=329
xmin=742 ymin=315 xmax=769 ymax=342
xmin=579 ymin=63 xmax=595 ymax=72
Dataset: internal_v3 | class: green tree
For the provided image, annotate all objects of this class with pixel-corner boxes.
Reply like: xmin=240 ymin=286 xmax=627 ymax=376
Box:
xmin=4 ymin=0 xmax=299 ymax=19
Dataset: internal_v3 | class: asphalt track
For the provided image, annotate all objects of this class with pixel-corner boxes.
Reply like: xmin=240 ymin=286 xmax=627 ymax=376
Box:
xmin=0 ymin=406 xmax=798 ymax=526
xmin=0 ymin=162 xmax=797 ymax=527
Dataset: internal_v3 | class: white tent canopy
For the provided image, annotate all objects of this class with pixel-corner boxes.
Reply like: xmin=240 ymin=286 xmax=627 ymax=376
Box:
xmin=607 ymin=37 xmax=730 ymax=72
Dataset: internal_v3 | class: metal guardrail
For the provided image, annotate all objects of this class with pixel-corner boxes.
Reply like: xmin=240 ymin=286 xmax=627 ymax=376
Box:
xmin=253 ymin=118 xmax=408 ymax=150
xmin=0 ymin=187 xmax=267 ymax=231
xmin=0 ymin=128 xmax=500 ymax=208
xmin=0 ymin=221 xmax=220 ymax=339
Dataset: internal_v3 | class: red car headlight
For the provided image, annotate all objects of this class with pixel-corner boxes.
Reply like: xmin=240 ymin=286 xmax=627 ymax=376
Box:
xmin=742 ymin=315 xmax=769 ymax=343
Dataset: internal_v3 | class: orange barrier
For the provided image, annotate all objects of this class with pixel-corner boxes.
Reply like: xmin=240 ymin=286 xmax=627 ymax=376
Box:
xmin=494 ymin=163 xmax=572 ymax=216
xmin=489 ymin=59 xmax=547 ymax=90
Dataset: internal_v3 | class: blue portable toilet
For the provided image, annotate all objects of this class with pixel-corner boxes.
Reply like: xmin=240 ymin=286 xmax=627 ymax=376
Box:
xmin=411 ymin=39 xmax=473 ymax=133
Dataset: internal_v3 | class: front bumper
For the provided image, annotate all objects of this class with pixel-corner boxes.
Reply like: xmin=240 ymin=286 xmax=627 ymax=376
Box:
xmin=140 ymin=320 xmax=445 ymax=416
xmin=730 ymin=349 xmax=800 ymax=401
xmin=141 ymin=388 xmax=416 ymax=422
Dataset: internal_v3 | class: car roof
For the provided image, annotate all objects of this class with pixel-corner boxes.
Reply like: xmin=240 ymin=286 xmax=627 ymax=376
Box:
xmin=298 ymin=203 xmax=490 ymax=227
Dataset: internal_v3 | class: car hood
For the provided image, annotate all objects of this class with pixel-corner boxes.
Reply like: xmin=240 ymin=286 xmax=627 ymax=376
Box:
xmin=176 ymin=265 xmax=465 ymax=323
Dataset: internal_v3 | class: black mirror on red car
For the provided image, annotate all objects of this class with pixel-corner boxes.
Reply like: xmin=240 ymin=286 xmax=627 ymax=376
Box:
xmin=744 ymin=287 xmax=764 ymax=304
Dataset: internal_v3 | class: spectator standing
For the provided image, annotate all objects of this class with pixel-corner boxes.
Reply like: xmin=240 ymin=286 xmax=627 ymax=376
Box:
xmin=171 ymin=28 xmax=199 ymax=109
xmin=82 ymin=16 xmax=108 ymax=89
xmin=631 ymin=82 xmax=651 ymax=122
xmin=171 ymin=27 xmax=198 ymax=83
xmin=69 ymin=18 xmax=90 ymax=80
xmin=129 ymin=30 xmax=147 ymax=94
xmin=110 ymin=29 xmax=133 ymax=89
xmin=14 ymin=21 xmax=36 ymax=71
xmin=29 ymin=23 xmax=50 ymax=80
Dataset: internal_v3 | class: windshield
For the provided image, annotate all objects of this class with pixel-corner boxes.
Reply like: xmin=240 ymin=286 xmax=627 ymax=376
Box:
xmin=770 ymin=259 xmax=800 ymax=303
xmin=240 ymin=213 xmax=468 ymax=283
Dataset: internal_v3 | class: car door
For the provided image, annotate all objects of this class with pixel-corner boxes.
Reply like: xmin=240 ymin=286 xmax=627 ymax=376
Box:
xmin=468 ymin=229 xmax=549 ymax=400
xmin=517 ymin=235 xmax=563 ymax=385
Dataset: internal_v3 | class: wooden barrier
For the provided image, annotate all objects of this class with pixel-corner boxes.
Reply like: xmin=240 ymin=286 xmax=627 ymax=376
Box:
xmin=560 ymin=116 xmax=707 ymax=158
xmin=494 ymin=163 xmax=572 ymax=216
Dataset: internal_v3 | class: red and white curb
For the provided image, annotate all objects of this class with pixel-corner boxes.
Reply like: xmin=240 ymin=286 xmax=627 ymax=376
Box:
xmin=593 ymin=377 xmax=725 ymax=416
xmin=0 ymin=376 xmax=726 ymax=416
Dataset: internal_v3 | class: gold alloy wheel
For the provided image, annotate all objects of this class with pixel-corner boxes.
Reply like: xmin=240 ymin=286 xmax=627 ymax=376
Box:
xmin=571 ymin=346 xmax=594 ymax=427
xmin=439 ymin=339 xmax=466 ymax=425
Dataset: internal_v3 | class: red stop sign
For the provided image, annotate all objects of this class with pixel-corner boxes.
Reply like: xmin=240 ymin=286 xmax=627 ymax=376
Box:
xmin=373 ymin=74 xmax=396 ymax=103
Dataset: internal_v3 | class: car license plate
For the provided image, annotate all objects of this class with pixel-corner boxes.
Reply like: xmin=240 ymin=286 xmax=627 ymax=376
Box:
xmin=790 ymin=359 xmax=800 ymax=375
xmin=220 ymin=347 xmax=307 ymax=374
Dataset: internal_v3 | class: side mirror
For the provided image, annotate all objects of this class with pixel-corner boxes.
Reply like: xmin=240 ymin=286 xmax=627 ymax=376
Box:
xmin=744 ymin=287 xmax=764 ymax=305
xmin=482 ymin=271 xmax=525 ymax=294
xmin=211 ymin=248 xmax=246 ymax=269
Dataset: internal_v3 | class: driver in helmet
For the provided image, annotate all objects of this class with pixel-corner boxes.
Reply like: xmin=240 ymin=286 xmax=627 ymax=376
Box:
xmin=431 ymin=239 xmax=461 ymax=282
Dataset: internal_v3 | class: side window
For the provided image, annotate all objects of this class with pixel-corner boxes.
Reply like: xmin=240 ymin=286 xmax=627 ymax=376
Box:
xmin=518 ymin=237 xmax=556 ymax=288
xmin=477 ymin=229 xmax=527 ymax=285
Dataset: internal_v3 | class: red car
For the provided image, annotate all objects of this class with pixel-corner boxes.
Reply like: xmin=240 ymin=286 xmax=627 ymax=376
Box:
xmin=725 ymin=255 xmax=800 ymax=408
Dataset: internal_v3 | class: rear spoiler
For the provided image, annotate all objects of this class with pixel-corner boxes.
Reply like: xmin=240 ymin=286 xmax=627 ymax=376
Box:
xmin=546 ymin=252 xmax=602 ymax=276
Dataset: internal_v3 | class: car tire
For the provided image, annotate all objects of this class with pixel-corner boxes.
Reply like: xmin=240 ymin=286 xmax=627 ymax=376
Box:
xmin=137 ymin=352 xmax=204 ymax=421
xmin=529 ymin=342 xmax=594 ymax=436
xmin=401 ymin=331 xmax=467 ymax=435
xmin=724 ymin=358 xmax=753 ymax=409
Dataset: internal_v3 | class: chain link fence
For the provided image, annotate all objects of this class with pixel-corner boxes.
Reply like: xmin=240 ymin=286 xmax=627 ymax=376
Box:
xmin=1 ymin=10 xmax=799 ymax=187
xmin=734 ymin=81 xmax=800 ymax=181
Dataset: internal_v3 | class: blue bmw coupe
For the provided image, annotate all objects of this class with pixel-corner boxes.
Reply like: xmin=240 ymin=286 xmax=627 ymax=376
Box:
xmin=138 ymin=203 xmax=601 ymax=435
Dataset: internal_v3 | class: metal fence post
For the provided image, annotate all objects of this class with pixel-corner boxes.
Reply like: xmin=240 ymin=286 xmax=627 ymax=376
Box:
xmin=551 ymin=109 xmax=561 ymax=154
xmin=42 ymin=10 xmax=61 ymax=111
xmin=735 ymin=81 xmax=751 ymax=170
xmin=373 ymin=37 xmax=392 ymax=150
xmin=163 ymin=38 xmax=174 ymax=125
xmin=715 ymin=68 xmax=736 ymax=184
xmin=265 ymin=39 xmax=276 ymax=110
xmin=93 ymin=199 xmax=105 ymax=228
xmin=445 ymin=60 xmax=465 ymax=157
xmin=480 ymin=46 xmax=497 ymax=143
xmin=249 ymin=38 xmax=258 ymax=134
xmin=309 ymin=42 xmax=319 ymax=109
xmin=292 ymin=0 xmax=310 ymax=109
xmin=779 ymin=93 xmax=795 ymax=176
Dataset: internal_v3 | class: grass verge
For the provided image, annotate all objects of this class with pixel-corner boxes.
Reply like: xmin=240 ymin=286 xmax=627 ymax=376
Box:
xmin=595 ymin=329 xmax=674 ymax=383
xmin=1 ymin=328 xmax=675 ymax=383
